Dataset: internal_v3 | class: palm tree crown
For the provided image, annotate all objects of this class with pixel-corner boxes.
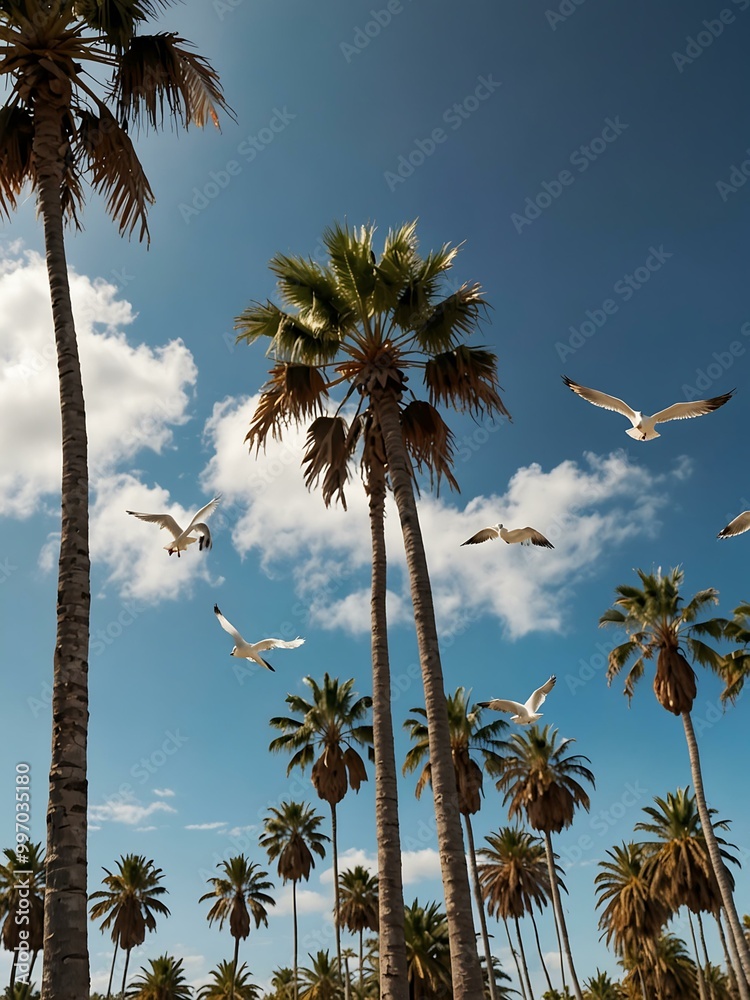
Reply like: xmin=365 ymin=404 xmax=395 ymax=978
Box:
xmin=594 ymin=842 xmax=670 ymax=961
xmin=260 ymin=801 xmax=329 ymax=885
xmin=197 ymin=959 xmax=259 ymax=1000
xmin=477 ymin=827 xmax=553 ymax=921
xmin=125 ymin=953 xmax=192 ymax=1000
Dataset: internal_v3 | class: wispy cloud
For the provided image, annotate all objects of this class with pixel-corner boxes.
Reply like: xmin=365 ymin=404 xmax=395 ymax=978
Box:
xmin=185 ymin=821 xmax=227 ymax=831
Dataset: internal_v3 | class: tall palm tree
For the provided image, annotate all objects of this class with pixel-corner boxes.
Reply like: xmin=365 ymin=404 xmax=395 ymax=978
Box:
xmin=298 ymin=951 xmax=342 ymax=1000
xmin=403 ymin=899 xmax=452 ymax=1000
xmin=238 ymin=220 xmax=510 ymax=1000
xmin=269 ymin=674 xmax=372 ymax=968
xmin=600 ymin=567 xmax=750 ymax=989
xmin=477 ymin=827 xmax=557 ymax=1000
xmin=125 ymin=954 xmax=192 ymax=1000
xmin=197 ymin=960 xmax=259 ymax=1000
xmin=0 ymin=844 xmax=45 ymax=996
xmin=89 ymin=854 xmax=170 ymax=999
xmin=199 ymin=857 xmax=274 ymax=999
xmin=495 ymin=725 xmax=594 ymax=1000
xmin=403 ymin=690 xmax=506 ymax=1000
xmin=0 ymin=11 xmax=228 ymax=997
xmin=260 ymin=801 xmax=329 ymax=1000
xmin=337 ymin=867 xmax=379 ymax=987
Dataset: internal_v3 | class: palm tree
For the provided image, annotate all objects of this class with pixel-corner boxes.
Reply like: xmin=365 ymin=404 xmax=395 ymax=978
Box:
xmin=0 ymin=11 xmax=228 ymax=996
xmin=495 ymin=725 xmax=594 ymax=1000
xmin=582 ymin=972 xmax=624 ymax=1000
xmin=268 ymin=968 xmax=297 ymax=1000
xmin=622 ymin=933 xmax=698 ymax=999
xmin=594 ymin=842 xmax=670 ymax=1000
xmin=197 ymin=960 xmax=260 ymax=1000
xmin=125 ymin=955 xmax=192 ymax=999
xmin=600 ymin=567 xmax=750 ymax=989
xmin=298 ymin=951 xmax=342 ymax=1000
xmin=337 ymin=867 xmax=379 ymax=987
xmin=0 ymin=844 xmax=45 ymax=996
xmin=89 ymin=854 xmax=170 ymax=998
xmin=199 ymin=857 xmax=274 ymax=999
xmin=403 ymin=899 xmax=452 ymax=1000
xmin=477 ymin=827 xmax=557 ymax=1000
xmin=269 ymin=674 xmax=372 ymax=967
xmin=238 ymin=220 xmax=510 ymax=1000
xmin=403 ymin=689 xmax=507 ymax=1000
xmin=260 ymin=801 xmax=329 ymax=1000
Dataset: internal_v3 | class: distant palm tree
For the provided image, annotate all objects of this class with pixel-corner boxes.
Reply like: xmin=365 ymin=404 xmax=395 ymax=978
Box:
xmin=582 ymin=971 xmax=624 ymax=999
xmin=337 ymin=867 xmax=379 ymax=988
xmin=239 ymin=221 xmax=510 ymax=1000
xmin=495 ymin=725 xmax=594 ymax=1000
xmin=89 ymin=854 xmax=170 ymax=998
xmin=403 ymin=689 xmax=506 ymax=1000
xmin=702 ymin=963 xmax=734 ymax=1000
xmin=260 ymin=801 xmax=329 ymax=1000
xmin=197 ymin=960 xmax=259 ymax=1000
xmin=403 ymin=899 xmax=452 ymax=1000
xmin=0 ymin=843 xmax=45 ymax=997
xmin=622 ymin=933 xmax=698 ymax=999
xmin=600 ymin=566 xmax=750 ymax=992
xmin=199 ymin=857 xmax=274 ymax=999
xmin=125 ymin=954 xmax=192 ymax=999
xmin=268 ymin=968 xmax=297 ymax=1000
xmin=0 ymin=11 xmax=228 ymax=995
xmin=270 ymin=674 xmax=372 ymax=967
xmin=299 ymin=951 xmax=343 ymax=1000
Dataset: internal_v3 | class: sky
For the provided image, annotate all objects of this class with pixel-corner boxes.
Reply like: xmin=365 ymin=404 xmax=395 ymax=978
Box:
xmin=1 ymin=0 xmax=750 ymax=994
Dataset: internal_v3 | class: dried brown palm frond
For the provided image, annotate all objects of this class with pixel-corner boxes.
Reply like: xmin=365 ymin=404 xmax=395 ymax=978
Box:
xmin=454 ymin=749 xmax=483 ymax=815
xmin=424 ymin=344 xmax=511 ymax=419
xmin=311 ymin=748 xmax=348 ymax=807
xmin=74 ymin=0 xmax=173 ymax=51
xmin=246 ymin=364 xmax=329 ymax=452
xmin=301 ymin=415 xmax=353 ymax=510
xmin=343 ymin=747 xmax=368 ymax=792
xmin=653 ymin=647 xmax=697 ymax=715
xmin=0 ymin=105 xmax=34 ymax=218
xmin=400 ymin=400 xmax=459 ymax=495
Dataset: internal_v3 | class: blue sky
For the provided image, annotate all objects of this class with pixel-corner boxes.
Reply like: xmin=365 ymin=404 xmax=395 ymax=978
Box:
xmin=2 ymin=0 xmax=750 ymax=993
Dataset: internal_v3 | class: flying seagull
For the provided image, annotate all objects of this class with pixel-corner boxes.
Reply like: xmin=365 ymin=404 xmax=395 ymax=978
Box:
xmin=213 ymin=605 xmax=304 ymax=672
xmin=562 ymin=376 xmax=735 ymax=441
xmin=478 ymin=676 xmax=557 ymax=725
xmin=718 ymin=512 xmax=750 ymax=539
xmin=126 ymin=495 xmax=221 ymax=557
xmin=461 ymin=523 xmax=554 ymax=548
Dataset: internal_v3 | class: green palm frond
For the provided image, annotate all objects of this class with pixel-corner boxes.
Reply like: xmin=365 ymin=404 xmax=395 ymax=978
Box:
xmin=413 ymin=284 xmax=488 ymax=354
xmin=323 ymin=221 xmax=378 ymax=311
xmin=269 ymin=253 xmax=350 ymax=328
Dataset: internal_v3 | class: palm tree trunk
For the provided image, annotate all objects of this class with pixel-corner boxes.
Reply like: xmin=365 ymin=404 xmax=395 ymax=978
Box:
xmin=716 ymin=910 xmax=743 ymax=999
xmin=331 ymin=801 xmax=342 ymax=969
xmin=359 ymin=927 xmax=364 ymax=987
xmin=373 ymin=387 xmax=483 ymax=1000
xmin=121 ymin=947 xmax=132 ymax=998
xmin=232 ymin=933 xmax=240 ymax=997
xmin=293 ymin=880 xmax=299 ymax=1000
xmin=503 ymin=917 xmax=527 ymax=1000
xmin=697 ymin=913 xmax=716 ymax=1000
xmin=513 ymin=916 xmax=535 ymax=1000
xmin=542 ymin=831 xmax=583 ymax=1000
xmin=106 ymin=941 xmax=119 ymax=998
xmin=681 ymin=712 xmax=750 ymax=993
xmin=9 ymin=947 xmax=18 ymax=995
xmin=34 ymin=98 xmax=91 ymax=1000
xmin=529 ymin=912 xmax=554 ymax=995
xmin=368 ymin=469 xmax=409 ymax=1000
xmin=463 ymin=814 xmax=497 ymax=1000
xmin=688 ymin=910 xmax=709 ymax=1000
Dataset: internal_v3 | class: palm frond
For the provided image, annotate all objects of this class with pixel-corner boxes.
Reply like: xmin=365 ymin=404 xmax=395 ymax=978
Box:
xmin=75 ymin=0 xmax=174 ymax=50
xmin=684 ymin=637 xmax=724 ymax=673
xmin=323 ymin=221 xmax=377 ymax=308
xmin=0 ymin=104 xmax=33 ymax=219
xmin=599 ymin=608 xmax=626 ymax=626
xmin=680 ymin=588 xmax=719 ymax=623
xmin=413 ymin=284 xmax=488 ymax=354
xmin=269 ymin=253 xmax=351 ymax=329
xmin=606 ymin=641 xmax=638 ymax=682
xmin=245 ymin=363 xmax=329 ymax=452
xmin=400 ymin=400 xmax=460 ymax=495
xmin=423 ymin=344 xmax=510 ymax=420
xmin=301 ymin=415 xmax=354 ymax=509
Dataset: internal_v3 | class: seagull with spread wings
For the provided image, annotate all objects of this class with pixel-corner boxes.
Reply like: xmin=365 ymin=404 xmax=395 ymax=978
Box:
xmin=126 ymin=495 xmax=221 ymax=557
xmin=478 ymin=676 xmax=556 ymax=725
xmin=213 ymin=605 xmax=304 ymax=672
xmin=461 ymin=523 xmax=554 ymax=548
xmin=718 ymin=512 xmax=750 ymax=539
xmin=562 ymin=376 xmax=734 ymax=441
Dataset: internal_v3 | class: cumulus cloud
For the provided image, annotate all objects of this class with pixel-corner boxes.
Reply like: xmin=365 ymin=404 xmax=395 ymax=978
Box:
xmin=271 ymin=885 xmax=330 ymax=918
xmin=317 ymin=847 xmax=440 ymax=887
xmin=89 ymin=796 xmax=177 ymax=827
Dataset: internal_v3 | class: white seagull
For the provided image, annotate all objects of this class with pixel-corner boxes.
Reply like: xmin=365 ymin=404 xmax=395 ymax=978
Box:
xmin=718 ymin=512 xmax=750 ymax=539
xmin=213 ymin=605 xmax=304 ymax=672
xmin=562 ymin=376 xmax=735 ymax=441
xmin=126 ymin=495 xmax=221 ymax=557
xmin=478 ymin=676 xmax=557 ymax=725
xmin=461 ymin=523 xmax=554 ymax=548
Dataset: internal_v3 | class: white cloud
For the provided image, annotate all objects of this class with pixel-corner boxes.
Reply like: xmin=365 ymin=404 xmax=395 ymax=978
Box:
xmin=89 ymin=796 xmax=176 ymax=826
xmin=185 ymin=821 xmax=227 ymax=831
xmin=271 ymin=884 xmax=330 ymax=917
xmin=153 ymin=788 xmax=176 ymax=797
xmin=318 ymin=848 xmax=377 ymax=885
xmin=317 ymin=847 xmax=440 ymax=887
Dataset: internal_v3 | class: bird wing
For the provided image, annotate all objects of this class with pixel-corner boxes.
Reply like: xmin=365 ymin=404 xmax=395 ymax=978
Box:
xmin=562 ymin=376 xmax=638 ymax=421
xmin=461 ymin=526 xmax=500 ymax=546
xmin=718 ymin=511 xmax=750 ymax=539
xmin=478 ymin=699 xmax=526 ymax=715
xmin=191 ymin=523 xmax=212 ymax=551
xmin=126 ymin=511 xmax=182 ymax=539
xmin=213 ymin=605 xmax=244 ymax=644
xmin=526 ymin=675 xmax=556 ymax=713
xmin=184 ymin=496 xmax=221 ymax=534
xmin=651 ymin=391 xmax=735 ymax=425
xmin=253 ymin=637 xmax=305 ymax=652
xmin=503 ymin=527 xmax=554 ymax=548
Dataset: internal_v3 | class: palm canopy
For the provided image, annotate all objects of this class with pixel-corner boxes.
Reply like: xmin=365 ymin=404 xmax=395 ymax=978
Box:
xmin=477 ymin=826 xmax=555 ymax=920
xmin=594 ymin=842 xmax=670 ymax=959
xmin=0 ymin=0 xmax=230 ymax=241
xmin=199 ymin=856 xmax=275 ymax=942
xmin=269 ymin=674 xmax=373 ymax=806
xmin=236 ymin=221 xmax=510 ymax=506
xmin=403 ymin=898 xmax=452 ymax=1000
xmin=0 ymin=842 xmax=45 ymax=952
xmin=599 ymin=566 xmax=729 ymax=714
xmin=197 ymin=960 xmax=260 ymax=1000
xmin=125 ymin=953 xmax=192 ymax=999
xmin=298 ymin=950 xmax=342 ymax=1000
xmin=259 ymin=801 xmax=329 ymax=883
xmin=403 ymin=686 xmax=507 ymax=815
xmin=337 ymin=866 xmax=378 ymax=934
xmin=721 ymin=601 xmax=750 ymax=703
xmin=89 ymin=853 xmax=170 ymax=949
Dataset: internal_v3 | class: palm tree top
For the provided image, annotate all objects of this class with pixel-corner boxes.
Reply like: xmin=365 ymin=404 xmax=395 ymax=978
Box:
xmin=199 ymin=855 xmax=275 ymax=934
xmin=259 ymin=799 xmax=329 ymax=883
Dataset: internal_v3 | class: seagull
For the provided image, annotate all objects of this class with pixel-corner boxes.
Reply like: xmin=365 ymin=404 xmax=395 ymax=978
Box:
xmin=718 ymin=512 xmax=750 ymax=539
xmin=126 ymin=495 xmax=221 ymax=557
xmin=461 ymin=523 xmax=554 ymax=548
xmin=562 ymin=376 xmax=735 ymax=441
xmin=213 ymin=605 xmax=304 ymax=672
xmin=478 ymin=676 xmax=557 ymax=724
